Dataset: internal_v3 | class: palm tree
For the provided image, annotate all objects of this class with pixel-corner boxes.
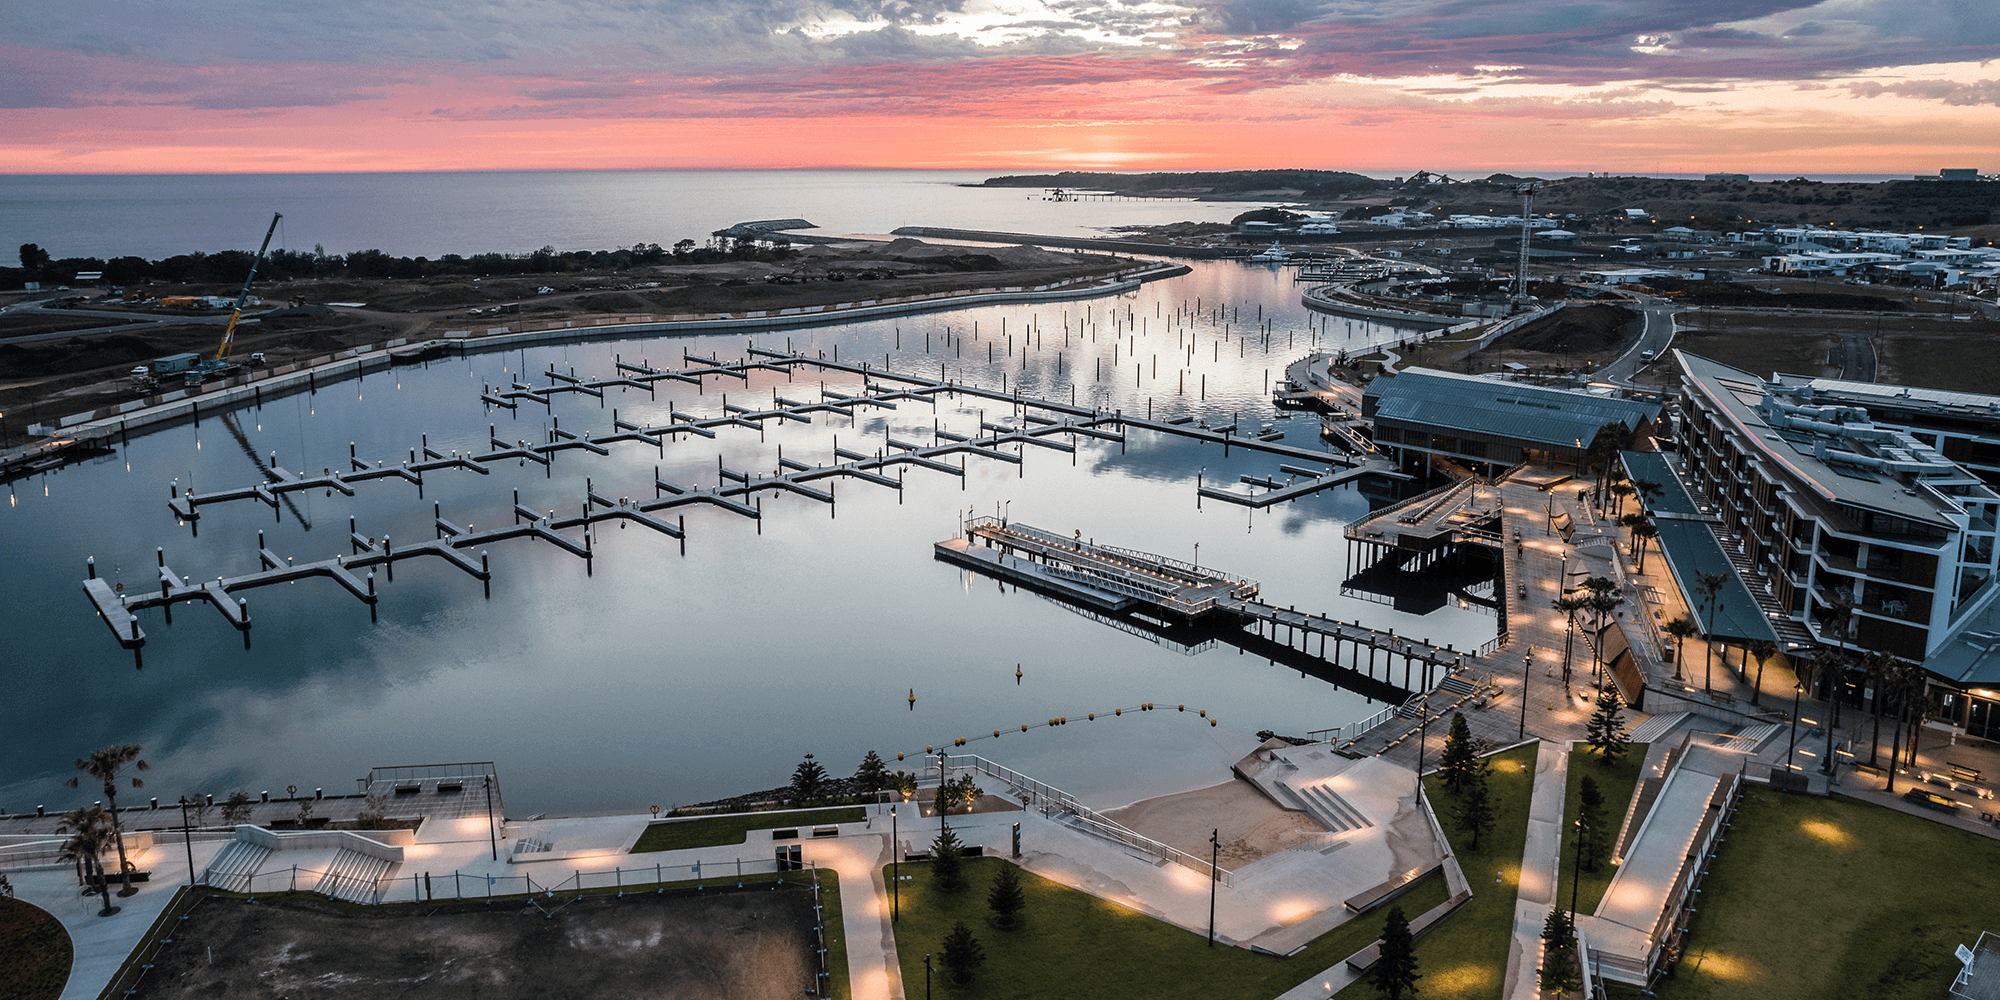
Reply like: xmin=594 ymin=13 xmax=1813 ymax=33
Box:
xmin=58 ymin=806 xmax=119 ymax=916
xmin=1884 ymin=661 xmax=1917 ymax=794
xmin=1694 ymin=572 xmax=1729 ymax=694
xmin=1609 ymin=482 xmax=1636 ymax=518
xmin=1555 ymin=595 xmax=1589 ymax=694
xmin=1630 ymin=519 xmax=1659 ymax=573
xmin=66 ymin=744 xmax=149 ymax=896
xmin=1633 ymin=478 xmax=1664 ymax=510
xmin=1664 ymin=616 xmax=1697 ymax=682
xmin=1744 ymin=639 xmax=1778 ymax=708
xmin=1862 ymin=650 xmax=1896 ymax=766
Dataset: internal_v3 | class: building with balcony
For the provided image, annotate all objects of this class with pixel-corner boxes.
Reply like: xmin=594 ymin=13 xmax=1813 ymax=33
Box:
xmin=1669 ymin=353 xmax=2000 ymax=726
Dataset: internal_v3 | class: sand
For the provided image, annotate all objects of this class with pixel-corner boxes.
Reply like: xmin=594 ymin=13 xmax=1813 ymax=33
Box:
xmin=1101 ymin=778 xmax=1326 ymax=867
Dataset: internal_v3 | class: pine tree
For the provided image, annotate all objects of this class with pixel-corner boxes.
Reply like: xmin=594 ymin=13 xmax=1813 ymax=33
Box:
xmin=987 ymin=862 xmax=1026 ymax=929
xmin=854 ymin=750 xmax=890 ymax=801
xmin=931 ymin=825 xmax=966 ymax=893
xmin=790 ymin=753 xmax=828 ymax=805
xmin=1578 ymin=775 xmax=1608 ymax=872
xmin=1439 ymin=712 xmax=1485 ymax=798
xmin=1585 ymin=689 xmax=1632 ymax=766
xmin=1540 ymin=907 xmax=1582 ymax=993
xmin=1369 ymin=905 xmax=1422 ymax=1000
xmin=1455 ymin=767 xmax=1497 ymax=852
xmin=940 ymin=920 xmax=986 ymax=985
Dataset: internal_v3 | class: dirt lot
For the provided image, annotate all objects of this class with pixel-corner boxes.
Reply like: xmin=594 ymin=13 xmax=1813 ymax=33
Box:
xmin=0 ymin=238 xmax=1123 ymax=446
xmin=1658 ymin=311 xmax=2000 ymax=390
xmin=138 ymin=885 xmax=822 ymax=1000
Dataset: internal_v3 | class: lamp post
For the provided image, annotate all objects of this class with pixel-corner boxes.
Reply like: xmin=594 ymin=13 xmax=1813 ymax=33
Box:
xmin=925 ymin=953 xmax=933 ymax=1000
xmin=1570 ymin=819 xmax=1588 ymax=922
xmin=177 ymin=796 xmax=196 ymax=886
xmin=891 ymin=806 xmax=899 ymax=922
xmin=1521 ymin=649 xmax=1533 ymax=740
xmin=484 ymin=775 xmax=497 ymax=861
xmin=1787 ymin=682 xmax=1804 ymax=770
xmin=1208 ymin=828 xmax=1219 ymax=948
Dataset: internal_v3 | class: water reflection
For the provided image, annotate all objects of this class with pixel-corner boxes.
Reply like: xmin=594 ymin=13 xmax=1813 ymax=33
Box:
xmin=1 ymin=261 xmax=1493 ymax=815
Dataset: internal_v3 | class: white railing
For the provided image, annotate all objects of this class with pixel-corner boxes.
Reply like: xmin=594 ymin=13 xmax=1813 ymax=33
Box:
xmin=942 ymin=754 xmax=1233 ymax=886
xmin=1309 ymin=704 xmax=1401 ymax=744
xmin=1477 ymin=631 xmax=1511 ymax=657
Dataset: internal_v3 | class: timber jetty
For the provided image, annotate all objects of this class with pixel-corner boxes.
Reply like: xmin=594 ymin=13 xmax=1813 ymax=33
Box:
xmin=84 ymin=346 xmax=1396 ymax=660
xmin=939 ymin=517 xmax=1472 ymax=693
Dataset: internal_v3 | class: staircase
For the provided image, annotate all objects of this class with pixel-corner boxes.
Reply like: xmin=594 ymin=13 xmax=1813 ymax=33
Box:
xmin=1627 ymin=712 xmax=1690 ymax=744
xmin=313 ymin=848 xmax=397 ymax=903
xmin=200 ymin=839 xmax=272 ymax=892
xmin=1284 ymin=781 xmax=1376 ymax=834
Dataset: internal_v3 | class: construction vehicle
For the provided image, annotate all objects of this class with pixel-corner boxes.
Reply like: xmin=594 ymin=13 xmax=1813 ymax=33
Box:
xmin=186 ymin=212 xmax=281 ymax=386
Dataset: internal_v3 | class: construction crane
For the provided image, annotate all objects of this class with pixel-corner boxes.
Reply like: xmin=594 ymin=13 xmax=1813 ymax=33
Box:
xmin=1513 ymin=183 xmax=1538 ymax=300
xmin=215 ymin=212 xmax=283 ymax=364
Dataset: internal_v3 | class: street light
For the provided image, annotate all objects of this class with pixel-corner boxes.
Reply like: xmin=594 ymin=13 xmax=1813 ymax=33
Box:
xmin=1208 ymin=828 xmax=1219 ymax=948
xmin=1570 ymin=818 xmax=1589 ymax=921
xmin=177 ymin=796 xmax=196 ymax=886
xmin=925 ymin=953 xmax=933 ymax=1000
xmin=484 ymin=775 xmax=498 ymax=861
xmin=1787 ymin=681 xmax=1804 ymax=770
xmin=1521 ymin=649 xmax=1533 ymax=740
xmin=891 ymin=805 xmax=899 ymax=922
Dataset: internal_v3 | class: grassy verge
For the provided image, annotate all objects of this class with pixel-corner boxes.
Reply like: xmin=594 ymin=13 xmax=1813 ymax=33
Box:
xmin=1339 ymin=743 xmax=1539 ymax=1000
xmin=1556 ymin=743 xmax=1649 ymax=916
xmin=887 ymin=856 xmax=1448 ymax=1000
xmin=631 ymin=806 xmax=867 ymax=853
xmin=1608 ymin=790 xmax=2000 ymax=999
xmin=0 ymin=898 xmax=71 ymax=1000
xmin=817 ymin=866 xmax=851 ymax=1000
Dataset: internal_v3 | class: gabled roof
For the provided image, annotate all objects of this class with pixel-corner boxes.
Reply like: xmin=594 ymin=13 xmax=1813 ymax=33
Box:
xmin=1365 ymin=368 xmax=1661 ymax=449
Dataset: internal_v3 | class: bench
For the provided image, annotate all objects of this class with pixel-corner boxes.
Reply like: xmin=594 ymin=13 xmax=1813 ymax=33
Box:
xmin=1903 ymin=788 xmax=1958 ymax=813
xmin=1344 ymin=864 xmax=1442 ymax=915
xmin=84 ymin=870 xmax=150 ymax=890
xmin=1344 ymin=891 xmax=1473 ymax=972
xmin=1949 ymin=762 xmax=1982 ymax=783
xmin=1851 ymin=761 xmax=1885 ymax=778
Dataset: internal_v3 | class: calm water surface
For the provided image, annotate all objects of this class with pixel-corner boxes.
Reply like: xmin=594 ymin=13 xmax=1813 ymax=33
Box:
xmin=3 ymin=231 xmax=1493 ymax=816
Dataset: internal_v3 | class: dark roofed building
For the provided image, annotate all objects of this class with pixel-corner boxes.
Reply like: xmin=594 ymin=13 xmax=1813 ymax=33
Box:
xmin=1362 ymin=367 xmax=1664 ymax=476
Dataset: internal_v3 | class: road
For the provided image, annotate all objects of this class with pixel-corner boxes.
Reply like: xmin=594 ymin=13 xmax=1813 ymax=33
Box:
xmin=1597 ymin=292 xmax=1677 ymax=386
xmin=0 ymin=301 xmax=230 ymax=347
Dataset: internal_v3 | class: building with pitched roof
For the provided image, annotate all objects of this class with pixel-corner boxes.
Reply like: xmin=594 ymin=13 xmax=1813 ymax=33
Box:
xmin=1361 ymin=367 xmax=1664 ymax=477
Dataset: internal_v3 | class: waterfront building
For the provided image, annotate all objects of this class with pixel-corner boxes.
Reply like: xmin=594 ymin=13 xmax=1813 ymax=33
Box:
xmin=1362 ymin=367 xmax=1663 ymax=477
xmin=1666 ymin=353 xmax=2000 ymax=726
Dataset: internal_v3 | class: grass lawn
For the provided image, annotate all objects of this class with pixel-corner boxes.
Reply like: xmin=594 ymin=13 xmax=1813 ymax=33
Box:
xmin=630 ymin=807 xmax=866 ymax=853
xmin=1337 ymin=743 xmax=1539 ymax=1000
xmin=886 ymin=745 xmax=1537 ymax=1000
xmin=887 ymin=856 xmax=1448 ymax=999
xmin=1556 ymin=743 xmax=1649 ymax=916
xmin=1608 ymin=791 xmax=2000 ymax=999
xmin=0 ymin=898 xmax=72 ymax=1000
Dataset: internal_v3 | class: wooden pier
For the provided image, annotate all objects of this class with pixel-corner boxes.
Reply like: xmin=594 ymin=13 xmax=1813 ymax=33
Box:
xmin=91 ymin=346 xmax=1396 ymax=655
xmin=937 ymin=518 xmax=1471 ymax=694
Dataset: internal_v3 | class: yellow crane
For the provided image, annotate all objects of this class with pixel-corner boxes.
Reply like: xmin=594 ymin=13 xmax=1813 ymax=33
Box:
xmin=215 ymin=211 xmax=283 ymax=363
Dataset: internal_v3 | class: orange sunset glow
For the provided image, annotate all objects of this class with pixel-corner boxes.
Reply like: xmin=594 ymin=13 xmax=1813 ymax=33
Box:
xmin=1 ymin=1 xmax=1997 ymax=173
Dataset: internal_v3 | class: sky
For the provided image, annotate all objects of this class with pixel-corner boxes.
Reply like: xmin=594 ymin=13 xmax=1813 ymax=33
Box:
xmin=3 ymin=0 xmax=1998 ymax=174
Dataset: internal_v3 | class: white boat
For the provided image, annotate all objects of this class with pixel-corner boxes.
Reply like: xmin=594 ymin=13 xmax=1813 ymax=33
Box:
xmin=1248 ymin=241 xmax=1292 ymax=263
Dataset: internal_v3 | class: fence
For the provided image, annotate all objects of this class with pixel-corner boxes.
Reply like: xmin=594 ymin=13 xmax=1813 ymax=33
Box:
xmin=1309 ymin=705 xmax=1400 ymax=745
xmin=940 ymin=753 xmax=1234 ymax=887
xmin=110 ymin=858 xmax=831 ymax=1000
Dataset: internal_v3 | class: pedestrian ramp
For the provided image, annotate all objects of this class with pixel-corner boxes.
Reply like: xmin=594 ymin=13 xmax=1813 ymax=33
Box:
xmin=1626 ymin=712 xmax=1690 ymax=744
xmin=200 ymin=839 xmax=272 ymax=892
xmin=313 ymin=848 xmax=397 ymax=903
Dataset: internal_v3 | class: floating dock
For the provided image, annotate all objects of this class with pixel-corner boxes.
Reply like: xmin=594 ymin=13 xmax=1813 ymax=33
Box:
xmin=938 ymin=518 xmax=1471 ymax=693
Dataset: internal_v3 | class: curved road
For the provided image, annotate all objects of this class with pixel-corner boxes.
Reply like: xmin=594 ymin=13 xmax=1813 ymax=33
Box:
xmin=1597 ymin=291 xmax=1678 ymax=387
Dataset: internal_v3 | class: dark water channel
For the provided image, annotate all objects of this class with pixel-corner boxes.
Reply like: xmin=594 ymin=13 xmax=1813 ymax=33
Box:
xmin=2 ymin=262 xmax=1496 ymax=815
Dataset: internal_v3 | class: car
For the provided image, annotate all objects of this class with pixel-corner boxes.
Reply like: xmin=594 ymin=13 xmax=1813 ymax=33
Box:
xmin=1640 ymin=350 xmax=1657 ymax=363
